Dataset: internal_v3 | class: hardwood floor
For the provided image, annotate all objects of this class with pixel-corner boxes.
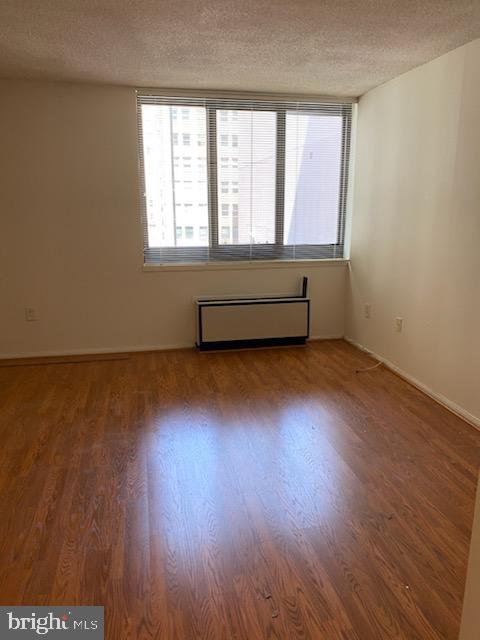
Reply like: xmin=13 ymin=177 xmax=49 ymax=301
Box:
xmin=0 ymin=339 xmax=478 ymax=639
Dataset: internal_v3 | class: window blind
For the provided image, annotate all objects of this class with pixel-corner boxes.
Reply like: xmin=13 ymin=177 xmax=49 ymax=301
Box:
xmin=137 ymin=93 xmax=353 ymax=265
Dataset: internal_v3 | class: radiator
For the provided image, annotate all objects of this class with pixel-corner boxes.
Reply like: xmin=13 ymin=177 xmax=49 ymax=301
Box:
xmin=195 ymin=277 xmax=310 ymax=351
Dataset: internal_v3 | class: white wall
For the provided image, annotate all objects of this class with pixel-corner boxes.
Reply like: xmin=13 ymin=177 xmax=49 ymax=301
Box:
xmin=0 ymin=80 xmax=347 ymax=357
xmin=347 ymin=38 xmax=480 ymax=425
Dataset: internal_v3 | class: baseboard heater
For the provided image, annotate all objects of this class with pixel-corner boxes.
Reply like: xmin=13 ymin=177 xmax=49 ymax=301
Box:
xmin=195 ymin=277 xmax=310 ymax=351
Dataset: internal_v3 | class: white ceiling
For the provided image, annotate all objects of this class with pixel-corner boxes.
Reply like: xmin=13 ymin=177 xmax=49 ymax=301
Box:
xmin=0 ymin=0 xmax=479 ymax=97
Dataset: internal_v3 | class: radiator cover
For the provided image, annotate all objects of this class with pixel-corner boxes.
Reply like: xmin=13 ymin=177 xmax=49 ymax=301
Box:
xmin=196 ymin=294 xmax=310 ymax=351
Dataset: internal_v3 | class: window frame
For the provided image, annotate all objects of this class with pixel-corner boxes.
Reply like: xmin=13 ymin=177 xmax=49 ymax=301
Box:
xmin=137 ymin=95 xmax=353 ymax=265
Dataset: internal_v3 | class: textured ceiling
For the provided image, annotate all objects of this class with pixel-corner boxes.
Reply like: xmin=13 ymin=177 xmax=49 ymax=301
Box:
xmin=0 ymin=0 xmax=479 ymax=97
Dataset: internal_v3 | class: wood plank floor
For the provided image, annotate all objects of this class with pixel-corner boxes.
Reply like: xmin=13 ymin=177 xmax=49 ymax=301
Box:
xmin=0 ymin=339 xmax=478 ymax=639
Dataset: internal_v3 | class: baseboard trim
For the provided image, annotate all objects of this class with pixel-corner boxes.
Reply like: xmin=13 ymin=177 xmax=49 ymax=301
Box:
xmin=344 ymin=336 xmax=480 ymax=431
xmin=0 ymin=343 xmax=195 ymax=362
xmin=0 ymin=335 xmax=343 ymax=364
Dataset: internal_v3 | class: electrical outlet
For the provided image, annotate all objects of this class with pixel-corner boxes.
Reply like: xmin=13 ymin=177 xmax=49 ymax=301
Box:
xmin=364 ymin=303 xmax=371 ymax=319
xmin=24 ymin=307 xmax=39 ymax=322
xmin=395 ymin=317 xmax=403 ymax=332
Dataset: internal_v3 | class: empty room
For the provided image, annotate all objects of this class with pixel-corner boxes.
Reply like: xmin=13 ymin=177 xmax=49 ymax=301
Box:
xmin=1 ymin=1 xmax=479 ymax=638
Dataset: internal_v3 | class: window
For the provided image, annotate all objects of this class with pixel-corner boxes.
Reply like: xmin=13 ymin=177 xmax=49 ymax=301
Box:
xmin=138 ymin=95 xmax=353 ymax=264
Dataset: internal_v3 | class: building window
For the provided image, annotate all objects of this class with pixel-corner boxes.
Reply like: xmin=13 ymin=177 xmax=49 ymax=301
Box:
xmin=139 ymin=98 xmax=352 ymax=264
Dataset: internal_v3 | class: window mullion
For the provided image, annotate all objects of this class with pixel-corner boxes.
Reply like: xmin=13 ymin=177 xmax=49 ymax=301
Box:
xmin=336 ymin=105 xmax=351 ymax=248
xmin=206 ymin=106 xmax=219 ymax=251
xmin=275 ymin=110 xmax=286 ymax=251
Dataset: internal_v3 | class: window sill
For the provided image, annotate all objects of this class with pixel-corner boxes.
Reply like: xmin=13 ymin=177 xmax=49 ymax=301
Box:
xmin=142 ymin=258 xmax=349 ymax=273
